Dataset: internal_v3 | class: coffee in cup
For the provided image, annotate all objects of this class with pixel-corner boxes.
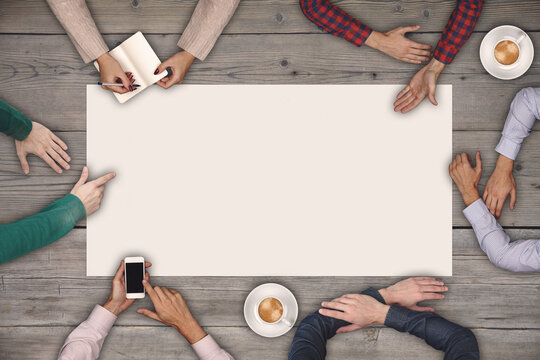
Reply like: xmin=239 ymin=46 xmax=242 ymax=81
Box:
xmin=494 ymin=40 xmax=520 ymax=66
xmin=258 ymin=297 xmax=284 ymax=323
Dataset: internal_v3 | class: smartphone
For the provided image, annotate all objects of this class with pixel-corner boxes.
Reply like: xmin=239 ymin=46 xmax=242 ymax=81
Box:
xmin=124 ymin=256 xmax=145 ymax=299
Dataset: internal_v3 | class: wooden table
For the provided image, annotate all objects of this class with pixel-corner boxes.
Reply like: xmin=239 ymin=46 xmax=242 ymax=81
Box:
xmin=0 ymin=1 xmax=539 ymax=359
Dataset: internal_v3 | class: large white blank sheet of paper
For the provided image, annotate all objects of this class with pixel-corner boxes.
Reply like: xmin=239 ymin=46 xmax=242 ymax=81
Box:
xmin=87 ymin=84 xmax=452 ymax=276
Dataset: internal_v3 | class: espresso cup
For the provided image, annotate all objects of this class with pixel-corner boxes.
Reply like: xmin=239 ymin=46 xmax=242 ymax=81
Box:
xmin=256 ymin=297 xmax=292 ymax=326
xmin=493 ymin=34 xmax=525 ymax=67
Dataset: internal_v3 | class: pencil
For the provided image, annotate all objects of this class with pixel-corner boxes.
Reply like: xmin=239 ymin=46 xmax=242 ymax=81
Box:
xmin=98 ymin=82 xmax=140 ymax=87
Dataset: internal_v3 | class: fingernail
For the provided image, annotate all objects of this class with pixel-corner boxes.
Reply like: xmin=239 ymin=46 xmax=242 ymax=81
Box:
xmin=154 ymin=69 xmax=159 ymax=75
xmin=445 ymin=286 xmax=448 ymax=290
xmin=66 ymin=165 xmax=70 ymax=169
xmin=67 ymin=157 xmax=71 ymax=162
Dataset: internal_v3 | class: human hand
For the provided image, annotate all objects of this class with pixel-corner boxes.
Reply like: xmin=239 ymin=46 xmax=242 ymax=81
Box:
xmin=138 ymin=280 xmax=207 ymax=344
xmin=96 ymin=53 xmax=136 ymax=94
xmin=394 ymin=58 xmax=445 ymax=113
xmin=70 ymin=166 xmax=116 ymax=216
xmin=483 ymin=155 xmax=516 ymax=218
xmin=103 ymin=260 xmax=151 ymax=316
xmin=378 ymin=277 xmax=447 ymax=312
xmin=15 ymin=121 xmax=70 ymax=174
xmin=154 ymin=51 xmax=196 ymax=89
xmin=365 ymin=26 xmax=432 ymax=64
xmin=319 ymin=294 xmax=390 ymax=334
xmin=449 ymin=152 xmax=482 ymax=206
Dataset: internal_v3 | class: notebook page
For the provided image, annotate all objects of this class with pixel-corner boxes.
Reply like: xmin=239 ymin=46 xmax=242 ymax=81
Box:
xmin=120 ymin=32 xmax=167 ymax=87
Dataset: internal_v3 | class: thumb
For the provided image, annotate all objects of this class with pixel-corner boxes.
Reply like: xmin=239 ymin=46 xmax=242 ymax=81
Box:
xmin=117 ymin=72 xmax=131 ymax=91
xmin=336 ymin=324 xmax=362 ymax=334
xmin=399 ymin=25 xmax=420 ymax=34
xmin=137 ymin=308 xmax=161 ymax=322
xmin=155 ymin=59 xmax=171 ymax=76
xmin=510 ymin=186 xmax=517 ymax=210
xmin=75 ymin=166 xmax=89 ymax=189
xmin=475 ymin=151 xmax=482 ymax=174
xmin=428 ymin=86 xmax=438 ymax=106
xmin=17 ymin=151 xmax=30 ymax=175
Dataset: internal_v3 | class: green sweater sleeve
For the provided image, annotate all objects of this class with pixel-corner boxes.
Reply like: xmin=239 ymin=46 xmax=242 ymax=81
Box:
xmin=0 ymin=99 xmax=33 ymax=140
xmin=0 ymin=194 xmax=86 ymax=264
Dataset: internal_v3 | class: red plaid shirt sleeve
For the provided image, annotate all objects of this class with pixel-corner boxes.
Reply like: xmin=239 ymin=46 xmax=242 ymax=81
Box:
xmin=300 ymin=0 xmax=372 ymax=47
xmin=433 ymin=0 xmax=484 ymax=64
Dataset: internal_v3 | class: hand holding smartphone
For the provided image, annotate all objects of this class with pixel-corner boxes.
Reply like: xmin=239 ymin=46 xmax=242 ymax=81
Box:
xmin=124 ymin=256 xmax=146 ymax=299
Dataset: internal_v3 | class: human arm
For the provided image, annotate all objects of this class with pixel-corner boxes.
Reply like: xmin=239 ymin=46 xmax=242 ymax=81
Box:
xmin=0 ymin=167 xmax=114 ymax=265
xmin=484 ymin=87 xmax=540 ymax=217
xmin=432 ymin=0 xmax=484 ymax=64
xmin=154 ymin=0 xmax=239 ymax=90
xmin=138 ymin=280 xmax=234 ymax=360
xmin=300 ymin=0 xmax=431 ymax=64
xmin=321 ymin=289 xmax=479 ymax=359
xmin=58 ymin=260 xmax=151 ymax=359
xmin=288 ymin=288 xmax=384 ymax=360
xmin=394 ymin=0 xmax=483 ymax=113
xmin=45 ymin=0 xmax=108 ymax=63
xmin=45 ymin=0 xmax=133 ymax=93
xmin=463 ymin=199 xmax=540 ymax=272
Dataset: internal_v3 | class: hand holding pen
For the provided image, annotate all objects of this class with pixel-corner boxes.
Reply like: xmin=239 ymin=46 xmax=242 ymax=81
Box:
xmin=96 ymin=53 xmax=138 ymax=93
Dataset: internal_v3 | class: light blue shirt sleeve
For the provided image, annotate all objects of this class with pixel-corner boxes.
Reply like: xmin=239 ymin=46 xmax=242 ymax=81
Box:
xmin=495 ymin=87 xmax=540 ymax=160
xmin=463 ymin=199 xmax=540 ymax=272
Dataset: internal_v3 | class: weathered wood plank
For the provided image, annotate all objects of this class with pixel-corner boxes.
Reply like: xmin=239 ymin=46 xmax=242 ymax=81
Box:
xmin=0 ymin=34 xmax=539 ymax=132
xmin=0 ymin=326 xmax=538 ymax=360
xmin=1 ymin=229 xmax=539 ymax=328
xmin=1 ymin=131 xmax=538 ymax=226
xmin=1 ymin=0 xmax=540 ymax=35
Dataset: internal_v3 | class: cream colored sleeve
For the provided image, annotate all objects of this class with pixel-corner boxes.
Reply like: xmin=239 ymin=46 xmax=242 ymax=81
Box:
xmin=177 ymin=0 xmax=240 ymax=61
xmin=46 ymin=0 xmax=109 ymax=63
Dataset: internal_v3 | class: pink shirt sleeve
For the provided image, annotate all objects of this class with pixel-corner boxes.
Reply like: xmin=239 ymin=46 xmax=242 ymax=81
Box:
xmin=191 ymin=335 xmax=235 ymax=360
xmin=58 ymin=305 xmax=117 ymax=360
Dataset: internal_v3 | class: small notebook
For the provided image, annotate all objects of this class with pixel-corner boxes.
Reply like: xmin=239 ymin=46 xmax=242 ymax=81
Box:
xmin=94 ymin=32 xmax=167 ymax=104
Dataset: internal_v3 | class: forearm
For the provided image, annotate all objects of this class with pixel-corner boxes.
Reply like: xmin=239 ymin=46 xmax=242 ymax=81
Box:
xmin=384 ymin=306 xmax=479 ymax=359
xmin=0 ymin=194 xmax=86 ymax=264
xmin=0 ymin=100 xmax=32 ymax=140
xmin=300 ymin=0 xmax=372 ymax=47
xmin=58 ymin=305 xmax=116 ymax=360
xmin=463 ymin=199 xmax=540 ymax=272
xmin=177 ymin=0 xmax=240 ymax=61
xmin=433 ymin=0 xmax=484 ymax=64
xmin=495 ymin=87 xmax=540 ymax=160
xmin=45 ymin=0 xmax=108 ymax=63
xmin=288 ymin=288 xmax=385 ymax=360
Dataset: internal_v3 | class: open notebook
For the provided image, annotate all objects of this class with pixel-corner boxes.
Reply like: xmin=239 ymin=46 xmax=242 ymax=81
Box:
xmin=94 ymin=32 xmax=168 ymax=103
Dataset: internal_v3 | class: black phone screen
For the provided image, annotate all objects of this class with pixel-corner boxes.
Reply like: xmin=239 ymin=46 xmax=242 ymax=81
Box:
xmin=126 ymin=262 xmax=144 ymax=293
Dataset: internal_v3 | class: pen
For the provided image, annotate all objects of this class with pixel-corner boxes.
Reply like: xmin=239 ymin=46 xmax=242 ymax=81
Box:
xmin=98 ymin=82 xmax=140 ymax=87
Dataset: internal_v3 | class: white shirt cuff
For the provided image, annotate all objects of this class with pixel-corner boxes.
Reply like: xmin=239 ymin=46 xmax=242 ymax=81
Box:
xmin=87 ymin=305 xmax=118 ymax=334
xmin=495 ymin=136 xmax=520 ymax=160
xmin=462 ymin=198 xmax=490 ymax=224
xmin=191 ymin=335 xmax=223 ymax=359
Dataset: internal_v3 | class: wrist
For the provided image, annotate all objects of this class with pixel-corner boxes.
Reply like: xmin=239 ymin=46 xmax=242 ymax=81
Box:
xmin=495 ymin=155 xmax=514 ymax=173
xmin=174 ymin=317 xmax=206 ymax=344
xmin=426 ymin=58 xmax=445 ymax=74
xmin=364 ymin=31 xmax=385 ymax=51
xmin=378 ymin=288 xmax=393 ymax=305
xmin=374 ymin=304 xmax=390 ymax=325
xmin=103 ymin=300 xmax=122 ymax=316
xmin=461 ymin=188 xmax=480 ymax=207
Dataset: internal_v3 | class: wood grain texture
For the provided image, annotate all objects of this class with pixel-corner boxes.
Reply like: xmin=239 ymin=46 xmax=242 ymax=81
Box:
xmin=1 ymin=1 xmax=539 ymax=358
xmin=0 ymin=326 xmax=538 ymax=360
xmin=1 ymin=230 xmax=539 ymax=329
xmin=1 ymin=131 xmax=539 ymax=226
xmin=1 ymin=0 xmax=540 ymax=35
xmin=0 ymin=33 xmax=539 ymax=132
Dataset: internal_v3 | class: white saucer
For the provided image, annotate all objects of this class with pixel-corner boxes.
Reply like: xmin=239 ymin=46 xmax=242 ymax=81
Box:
xmin=244 ymin=283 xmax=298 ymax=338
xmin=480 ymin=25 xmax=534 ymax=80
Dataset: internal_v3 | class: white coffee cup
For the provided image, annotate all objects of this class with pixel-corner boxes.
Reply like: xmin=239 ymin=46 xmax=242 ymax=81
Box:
xmin=493 ymin=33 xmax=526 ymax=68
xmin=255 ymin=296 xmax=292 ymax=327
